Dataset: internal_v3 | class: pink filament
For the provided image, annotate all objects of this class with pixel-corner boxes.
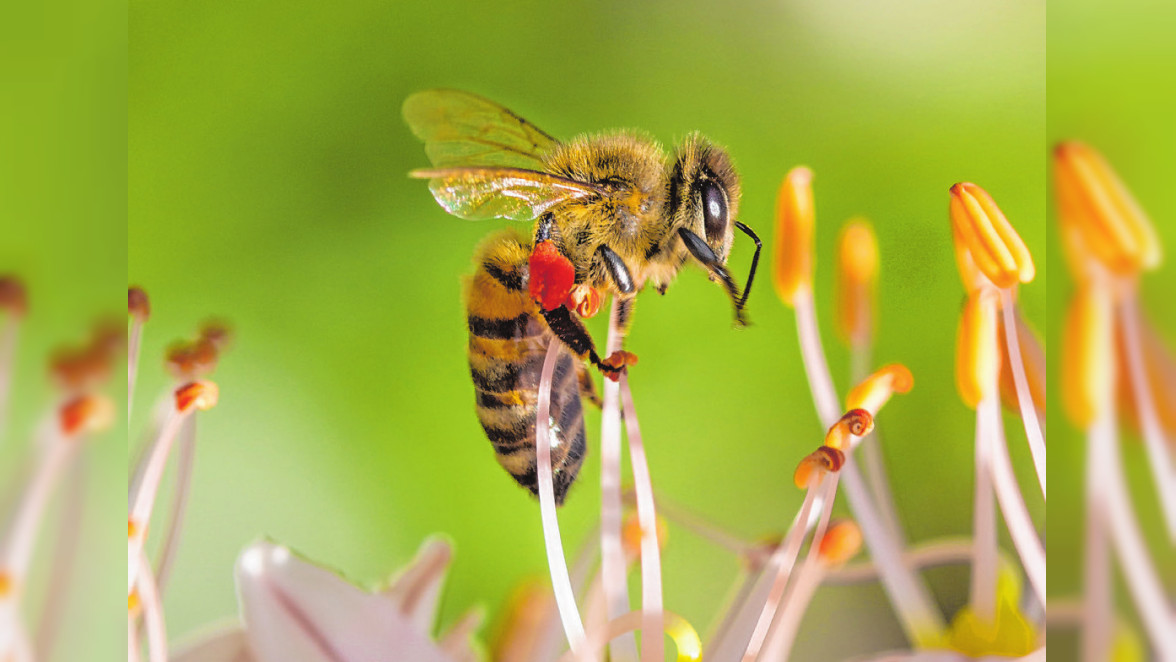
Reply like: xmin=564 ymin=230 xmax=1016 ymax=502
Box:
xmin=999 ymin=289 xmax=1047 ymax=501
xmin=619 ymin=375 xmax=664 ymax=662
xmin=599 ymin=297 xmax=637 ymax=661
xmin=535 ymin=338 xmax=587 ymax=656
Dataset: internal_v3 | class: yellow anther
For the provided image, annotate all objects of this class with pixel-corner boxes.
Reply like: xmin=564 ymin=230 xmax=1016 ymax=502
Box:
xmin=59 ymin=394 xmax=115 ymax=437
xmin=998 ymin=311 xmax=1046 ymax=416
xmin=793 ymin=446 xmax=845 ymax=489
xmin=846 ymin=363 xmax=914 ymax=415
xmin=956 ymin=289 xmax=1001 ymax=409
xmin=949 ymin=182 xmax=1035 ymax=289
xmin=772 ymin=167 xmax=815 ymax=307
xmin=817 ymin=519 xmax=863 ymax=566
xmin=174 ymin=380 xmax=219 ymax=413
xmin=621 ymin=512 xmax=669 ymax=558
xmin=835 ymin=218 xmax=878 ymax=345
xmin=1055 ymin=141 xmax=1161 ymax=274
xmin=824 ymin=408 xmax=874 ymax=451
xmin=1063 ymin=283 xmax=1115 ymax=427
xmin=128 ymin=590 xmax=141 ymax=615
xmin=128 ymin=519 xmax=142 ymax=539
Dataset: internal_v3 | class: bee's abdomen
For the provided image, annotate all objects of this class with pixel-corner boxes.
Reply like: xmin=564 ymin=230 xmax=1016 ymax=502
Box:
xmin=466 ymin=231 xmax=587 ymax=505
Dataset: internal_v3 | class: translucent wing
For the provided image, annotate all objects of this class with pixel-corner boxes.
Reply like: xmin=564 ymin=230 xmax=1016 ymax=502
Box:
xmin=403 ymin=90 xmax=560 ymax=170
xmin=411 ymin=167 xmax=602 ymax=221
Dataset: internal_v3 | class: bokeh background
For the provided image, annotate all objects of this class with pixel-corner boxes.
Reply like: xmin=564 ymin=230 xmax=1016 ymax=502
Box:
xmin=1047 ymin=0 xmax=1176 ymax=657
xmin=128 ymin=1 xmax=1045 ymax=659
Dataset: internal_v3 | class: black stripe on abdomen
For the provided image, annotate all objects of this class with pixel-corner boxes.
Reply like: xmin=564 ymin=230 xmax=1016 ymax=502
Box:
xmin=468 ymin=314 xmax=532 ymax=340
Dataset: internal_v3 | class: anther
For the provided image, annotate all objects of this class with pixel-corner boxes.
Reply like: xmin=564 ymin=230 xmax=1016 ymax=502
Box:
xmin=949 ymin=182 xmax=1035 ymax=289
xmin=174 ymin=380 xmax=219 ymax=413
xmin=835 ymin=218 xmax=878 ymax=345
xmin=199 ymin=319 xmax=233 ymax=349
xmin=128 ymin=287 xmax=151 ymax=321
xmin=59 ymin=394 xmax=115 ymax=437
xmin=772 ymin=167 xmax=815 ymax=307
xmin=1063 ymin=282 xmax=1114 ymax=427
xmin=0 ymin=570 xmax=13 ymax=598
xmin=621 ymin=512 xmax=669 ymax=558
xmin=793 ymin=445 xmax=845 ymax=488
xmin=956 ymin=289 xmax=1001 ymax=409
xmin=817 ymin=519 xmax=863 ymax=566
xmin=0 ymin=276 xmax=28 ymax=317
xmin=846 ymin=364 xmax=914 ymax=414
xmin=1054 ymin=141 xmax=1161 ymax=274
xmin=166 ymin=337 xmax=220 ymax=380
xmin=824 ymin=408 xmax=874 ymax=451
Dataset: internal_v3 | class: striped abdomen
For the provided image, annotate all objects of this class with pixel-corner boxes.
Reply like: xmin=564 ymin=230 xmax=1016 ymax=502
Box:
xmin=466 ymin=231 xmax=587 ymax=505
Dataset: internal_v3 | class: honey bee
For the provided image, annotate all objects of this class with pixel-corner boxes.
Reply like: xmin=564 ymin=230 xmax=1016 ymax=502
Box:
xmin=404 ymin=90 xmax=760 ymax=504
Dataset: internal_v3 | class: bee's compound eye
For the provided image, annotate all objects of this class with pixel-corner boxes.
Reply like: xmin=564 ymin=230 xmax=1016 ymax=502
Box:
xmin=702 ymin=181 xmax=728 ymax=243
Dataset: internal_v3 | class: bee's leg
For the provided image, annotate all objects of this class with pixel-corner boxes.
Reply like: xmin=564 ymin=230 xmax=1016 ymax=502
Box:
xmin=595 ymin=245 xmax=635 ymax=295
xmin=540 ymin=306 xmax=637 ymax=382
xmin=575 ymin=359 xmax=603 ymax=409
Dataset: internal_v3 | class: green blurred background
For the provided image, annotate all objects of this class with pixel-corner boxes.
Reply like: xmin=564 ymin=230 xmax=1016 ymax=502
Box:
xmin=1 ymin=0 xmax=126 ymax=659
xmin=129 ymin=1 xmax=1045 ymax=659
xmin=1047 ymin=0 xmax=1176 ymax=657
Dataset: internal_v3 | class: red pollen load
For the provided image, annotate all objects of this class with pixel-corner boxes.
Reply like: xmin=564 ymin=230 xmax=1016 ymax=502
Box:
xmin=528 ymin=241 xmax=576 ymax=311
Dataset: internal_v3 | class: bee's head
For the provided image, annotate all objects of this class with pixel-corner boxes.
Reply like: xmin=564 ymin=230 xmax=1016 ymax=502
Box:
xmin=668 ymin=134 xmax=759 ymax=326
xmin=669 ymin=133 xmax=741 ymax=260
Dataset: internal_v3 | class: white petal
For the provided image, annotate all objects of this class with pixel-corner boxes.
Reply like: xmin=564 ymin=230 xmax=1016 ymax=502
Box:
xmin=383 ymin=537 xmax=453 ymax=633
xmin=171 ymin=626 xmax=255 ymax=662
xmin=235 ymin=541 xmax=453 ymax=662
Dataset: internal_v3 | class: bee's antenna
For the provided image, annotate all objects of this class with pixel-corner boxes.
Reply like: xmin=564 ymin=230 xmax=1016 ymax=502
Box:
xmin=734 ymin=221 xmax=761 ymax=311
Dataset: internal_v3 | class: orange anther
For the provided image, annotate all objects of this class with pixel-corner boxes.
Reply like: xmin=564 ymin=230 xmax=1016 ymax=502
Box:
xmin=949 ymin=182 xmax=1035 ymax=289
xmin=621 ymin=512 xmax=669 ymax=558
xmin=1054 ymin=141 xmax=1161 ymax=274
xmin=818 ymin=520 xmax=863 ymax=566
xmin=1063 ymin=283 xmax=1114 ymax=427
xmin=0 ymin=276 xmax=28 ymax=317
xmin=772 ymin=167 xmax=815 ymax=307
xmin=128 ymin=519 xmax=142 ymax=539
xmin=59 ymin=394 xmax=114 ymax=437
xmin=0 ymin=570 xmax=12 ymax=598
xmin=128 ymin=287 xmax=150 ymax=321
xmin=793 ymin=445 xmax=845 ymax=489
xmin=199 ymin=319 xmax=233 ymax=349
xmin=835 ymin=218 xmax=878 ymax=345
xmin=567 ymin=284 xmax=602 ymax=318
xmin=824 ymin=408 xmax=874 ymax=451
xmin=166 ymin=337 xmax=220 ymax=380
xmin=846 ymin=364 xmax=914 ymax=415
xmin=956 ymin=289 xmax=1001 ymax=409
xmin=175 ymin=380 xmax=219 ymax=413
